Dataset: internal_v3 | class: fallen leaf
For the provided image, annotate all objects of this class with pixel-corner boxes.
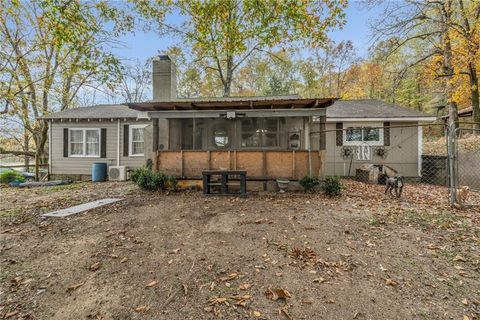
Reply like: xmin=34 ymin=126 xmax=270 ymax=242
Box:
xmin=462 ymin=298 xmax=468 ymax=305
xmin=232 ymin=294 xmax=251 ymax=306
xmin=146 ymin=280 xmax=158 ymax=287
xmin=208 ymin=297 xmax=228 ymax=305
xmin=239 ymin=283 xmax=252 ymax=290
xmin=134 ymin=305 xmax=150 ymax=313
xmin=384 ymin=278 xmax=398 ymax=286
xmin=266 ymin=288 xmax=291 ymax=300
xmin=120 ymin=257 xmax=128 ymax=263
xmin=67 ymin=282 xmax=84 ymax=292
xmin=89 ymin=262 xmax=100 ymax=271
xmin=280 ymin=306 xmax=292 ymax=319
xmin=326 ymin=299 xmax=335 ymax=304
xmin=454 ymin=255 xmax=466 ymax=262
xmin=253 ymin=310 xmax=262 ymax=317
xmin=313 ymin=277 xmax=326 ymax=283
xmin=4 ymin=311 xmax=19 ymax=319
xmin=219 ymin=273 xmax=238 ymax=282
xmin=168 ymin=248 xmax=181 ymax=254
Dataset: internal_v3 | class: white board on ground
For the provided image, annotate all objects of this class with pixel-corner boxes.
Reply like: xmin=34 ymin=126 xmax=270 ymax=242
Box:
xmin=42 ymin=198 xmax=122 ymax=218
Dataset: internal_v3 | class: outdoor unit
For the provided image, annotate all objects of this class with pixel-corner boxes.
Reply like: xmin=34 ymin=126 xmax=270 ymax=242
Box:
xmin=108 ymin=166 xmax=127 ymax=181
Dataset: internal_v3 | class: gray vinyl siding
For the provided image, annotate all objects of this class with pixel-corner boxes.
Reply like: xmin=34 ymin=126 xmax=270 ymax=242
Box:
xmin=50 ymin=119 xmax=151 ymax=176
xmin=324 ymin=121 xmax=420 ymax=177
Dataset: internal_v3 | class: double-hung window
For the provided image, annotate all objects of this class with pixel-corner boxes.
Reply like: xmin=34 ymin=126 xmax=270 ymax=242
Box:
xmin=129 ymin=125 xmax=146 ymax=156
xmin=69 ymin=129 xmax=100 ymax=157
xmin=343 ymin=123 xmax=383 ymax=146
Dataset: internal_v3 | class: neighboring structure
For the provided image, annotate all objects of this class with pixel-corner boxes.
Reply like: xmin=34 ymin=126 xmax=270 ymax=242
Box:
xmin=44 ymin=55 xmax=436 ymax=186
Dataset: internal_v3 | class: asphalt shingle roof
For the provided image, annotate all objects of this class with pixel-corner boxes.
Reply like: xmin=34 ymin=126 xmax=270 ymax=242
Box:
xmin=42 ymin=104 xmax=140 ymax=119
xmin=327 ymin=99 xmax=436 ymax=119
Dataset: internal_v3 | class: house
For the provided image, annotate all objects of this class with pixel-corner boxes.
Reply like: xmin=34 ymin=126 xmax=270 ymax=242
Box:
xmin=43 ymin=55 xmax=436 ymax=189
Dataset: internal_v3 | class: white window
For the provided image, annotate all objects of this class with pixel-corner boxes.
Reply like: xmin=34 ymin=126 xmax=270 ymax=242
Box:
xmin=69 ymin=128 xmax=100 ymax=157
xmin=343 ymin=123 xmax=383 ymax=146
xmin=130 ymin=125 xmax=146 ymax=156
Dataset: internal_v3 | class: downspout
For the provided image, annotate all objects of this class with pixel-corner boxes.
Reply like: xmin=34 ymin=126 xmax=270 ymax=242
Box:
xmin=117 ymin=119 xmax=120 ymax=166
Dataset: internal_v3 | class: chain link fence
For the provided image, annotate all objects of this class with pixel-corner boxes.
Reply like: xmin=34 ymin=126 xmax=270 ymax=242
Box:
xmin=323 ymin=122 xmax=479 ymax=208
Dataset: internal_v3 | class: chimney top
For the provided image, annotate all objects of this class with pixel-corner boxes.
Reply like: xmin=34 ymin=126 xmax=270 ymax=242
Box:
xmin=153 ymin=55 xmax=172 ymax=61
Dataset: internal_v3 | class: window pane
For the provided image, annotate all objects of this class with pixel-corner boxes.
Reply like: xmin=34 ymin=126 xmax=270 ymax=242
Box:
xmin=132 ymin=141 xmax=144 ymax=155
xmin=241 ymin=119 xmax=256 ymax=132
xmin=241 ymin=133 xmax=260 ymax=147
xmin=70 ymin=130 xmax=83 ymax=143
xmin=85 ymin=130 xmax=99 ymax=156
xmin=71 ymin=142 xmax=83 ymax=155
xmin=265 ymin=119 xmax=278 ymax=132
xmin=364 ymin=128 xmax=380 ymax=141
xmin=132 ymin=128 xmax=143 ymax=142
xmin=346 ymin=128 xmax=362 ymax=141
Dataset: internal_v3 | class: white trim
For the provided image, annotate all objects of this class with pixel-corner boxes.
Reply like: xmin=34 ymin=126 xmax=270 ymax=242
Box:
xmin=129 ymin=124 xmax=147 ymax=157
xmin=68 ymin=128 xmax=101 ymax=158
xmin=418 ymin=126 xmax=423 ymax=177
xmin=343 ymin=122 xmax=384 ymax=146
xmin=327 ymin=117 xmax=436 ymax=122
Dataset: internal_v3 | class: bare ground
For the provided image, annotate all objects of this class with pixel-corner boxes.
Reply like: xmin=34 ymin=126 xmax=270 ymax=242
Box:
xmin=1 ymin=181 xmax=479 ymax=320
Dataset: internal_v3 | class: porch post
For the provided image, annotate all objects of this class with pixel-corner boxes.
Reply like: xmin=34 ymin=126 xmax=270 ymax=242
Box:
xmin=319 ymin=116 xmax=326 ymax=178
xmin=152 ymin=118 xmax=159 ymax=171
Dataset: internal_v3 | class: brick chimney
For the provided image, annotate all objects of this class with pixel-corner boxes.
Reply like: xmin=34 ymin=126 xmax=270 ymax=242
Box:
xmin=152 ymin=55 xmax=177 ymax=101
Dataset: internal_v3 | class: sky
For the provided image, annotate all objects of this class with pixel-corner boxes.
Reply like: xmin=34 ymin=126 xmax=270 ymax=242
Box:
xmin=112 ymin=2 xmax=384 ymax=65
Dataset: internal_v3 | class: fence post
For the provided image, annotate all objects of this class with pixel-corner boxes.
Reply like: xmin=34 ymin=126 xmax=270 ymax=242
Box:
xmin=447 ymin=124 xmax=457 ymax=206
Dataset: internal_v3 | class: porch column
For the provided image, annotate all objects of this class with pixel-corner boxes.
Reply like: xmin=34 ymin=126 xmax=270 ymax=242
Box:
xmin=152 ymin=118 xmax=159 ymax=171
xmin=319 ymin=116 xmax=326 ymax=178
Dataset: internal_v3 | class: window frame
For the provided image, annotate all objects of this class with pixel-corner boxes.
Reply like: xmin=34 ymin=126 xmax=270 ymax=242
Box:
xmin=343 ymin=122 xmax=384 ymax=146
xmin=68 ymin=128 xmax=101 ymax=158
xmin=129 ymin=124 xmax=147 ymax=157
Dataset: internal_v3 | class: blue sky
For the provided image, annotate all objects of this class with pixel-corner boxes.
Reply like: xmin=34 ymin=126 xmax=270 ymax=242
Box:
xmin=112 ymin=2 xmax=383 ymax=65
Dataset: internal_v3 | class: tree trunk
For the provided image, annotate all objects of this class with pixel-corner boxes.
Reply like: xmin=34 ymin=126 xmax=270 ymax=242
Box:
xmin=469 ymin=62 xmax=480 ymax=132
xmin=23 ymin=128 xmax=29 ymax=169
xmin=223 ymin=57 xmax=233 ymax=97
xmin=442 ymin=0 xmax=458 ymax=129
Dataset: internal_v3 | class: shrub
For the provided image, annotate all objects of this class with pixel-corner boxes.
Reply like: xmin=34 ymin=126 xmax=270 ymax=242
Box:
xmin=299 ymin=175 xmax=320 ymax=193
xmin=129 ymin=167 xmax=177 ymax=191
xmin=0 ymin=170 xmax=26 ymax=184
xmin=322 ymin=176 xmax=342 ymax=197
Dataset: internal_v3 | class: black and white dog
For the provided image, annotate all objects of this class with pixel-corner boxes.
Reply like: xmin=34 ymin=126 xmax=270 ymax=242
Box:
xmin=385 ymin=175 xmax=405 ymax=198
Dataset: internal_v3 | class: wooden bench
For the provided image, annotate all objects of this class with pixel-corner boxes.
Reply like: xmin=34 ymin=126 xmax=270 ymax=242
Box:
xmin=202 ymin=170 xmax=247 ymax=197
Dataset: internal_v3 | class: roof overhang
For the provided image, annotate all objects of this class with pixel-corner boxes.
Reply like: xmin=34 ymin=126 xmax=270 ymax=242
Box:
xmin=147 ymin=108 xmax=327 ymax=119
xmin=326 ymin=117 xmax=437 ymax=122
xmin=127 ymin=98 xmax=335 ymax=112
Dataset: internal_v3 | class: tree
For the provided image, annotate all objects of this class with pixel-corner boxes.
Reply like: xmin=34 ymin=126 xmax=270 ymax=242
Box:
xmin=134 ymin=0 xmax=347 ymax=97
xmin=0 ymin=0 xmax=130 ymax=165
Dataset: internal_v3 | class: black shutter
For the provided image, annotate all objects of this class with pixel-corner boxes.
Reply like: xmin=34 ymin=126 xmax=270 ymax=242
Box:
xmin=100 ymin=128 xmax=107 ymax=158
xmin=123 ymin=124 xmax=129 ymax=156
xmin=336 ymin=122 xmax=343 ymax=146
xmin=384 ymin=122 xmax=390 ymax=146
xmin=63 ymin=128 xmax=69 ymax=157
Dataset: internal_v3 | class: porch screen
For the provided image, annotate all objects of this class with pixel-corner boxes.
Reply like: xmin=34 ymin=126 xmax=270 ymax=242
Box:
xmin=241 ymin=118 xmax=279 ymax=148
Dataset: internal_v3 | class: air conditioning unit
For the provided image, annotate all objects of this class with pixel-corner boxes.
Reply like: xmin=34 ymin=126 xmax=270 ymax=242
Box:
xmin=108 ymin=166 xmax=127 ymax=181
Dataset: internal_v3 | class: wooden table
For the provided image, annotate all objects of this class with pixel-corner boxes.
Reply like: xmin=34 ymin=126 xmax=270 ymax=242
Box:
xmin=202 ymin=170 xmax=247 ymax=197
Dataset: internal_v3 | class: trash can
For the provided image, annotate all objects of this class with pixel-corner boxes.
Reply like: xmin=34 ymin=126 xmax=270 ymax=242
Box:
xmin=92 ymin=163 xmax=107 ymax=182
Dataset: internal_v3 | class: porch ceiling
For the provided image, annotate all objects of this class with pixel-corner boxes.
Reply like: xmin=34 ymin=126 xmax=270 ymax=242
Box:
xmin=127 ymin=97 xmax=335 ymax=112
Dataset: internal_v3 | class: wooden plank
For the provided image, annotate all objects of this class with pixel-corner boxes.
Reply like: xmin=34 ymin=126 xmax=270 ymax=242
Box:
xmin=292 ymin=150 xmax=296 ymax=179
xmin=181 ymin=150 xmax=184 ymax=177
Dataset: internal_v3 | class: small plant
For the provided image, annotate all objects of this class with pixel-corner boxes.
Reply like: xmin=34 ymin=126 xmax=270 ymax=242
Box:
xmin=322 ymin=176 xmax=342 ymax=197
xmin=299 ymin=175 xmax=320 ymax=193
xmin=0 ymin=170 xmax=26 ymax=184
xmin=129 ymin=167 xmax=177 ymax=191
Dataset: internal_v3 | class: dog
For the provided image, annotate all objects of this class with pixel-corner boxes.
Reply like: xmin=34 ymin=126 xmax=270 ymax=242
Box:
xmin=385 ymin=175 xmax=404 ymax=198
xmin=454 ymin=186 xmax=470 ymax=208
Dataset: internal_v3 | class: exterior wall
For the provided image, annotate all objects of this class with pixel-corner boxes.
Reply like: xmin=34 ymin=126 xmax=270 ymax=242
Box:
xmin=50 ymin=119 xmax=152 ymax=177
xmin=325 ymin=121 xmax=420 ymax=177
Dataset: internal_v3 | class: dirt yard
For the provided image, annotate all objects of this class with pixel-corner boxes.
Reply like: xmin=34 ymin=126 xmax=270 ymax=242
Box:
xmin=1 ymin=181 xmax=479 ymax=320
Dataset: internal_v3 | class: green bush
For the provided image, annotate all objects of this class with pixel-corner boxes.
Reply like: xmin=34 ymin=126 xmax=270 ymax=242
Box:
xmin=322 ymin=176 xmax=342 ymax=197
xmin=299 ymin=175 xmax=320 ymax=193
xmin=129 ymin=167 xmax=177 ymax=191
xmin=0 ymin=170 xmax=26 ymax=184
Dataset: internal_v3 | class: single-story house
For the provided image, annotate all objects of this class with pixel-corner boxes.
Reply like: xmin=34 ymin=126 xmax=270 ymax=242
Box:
xmin=43 ymin=55 xmax=436 ymax=188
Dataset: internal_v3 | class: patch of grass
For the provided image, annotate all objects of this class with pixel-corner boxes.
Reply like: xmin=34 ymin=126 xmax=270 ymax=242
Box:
xmin=369 ymin=217 xmax=379 ymax=226
xmin=0 ymin=207 xmax=22 ymax=217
